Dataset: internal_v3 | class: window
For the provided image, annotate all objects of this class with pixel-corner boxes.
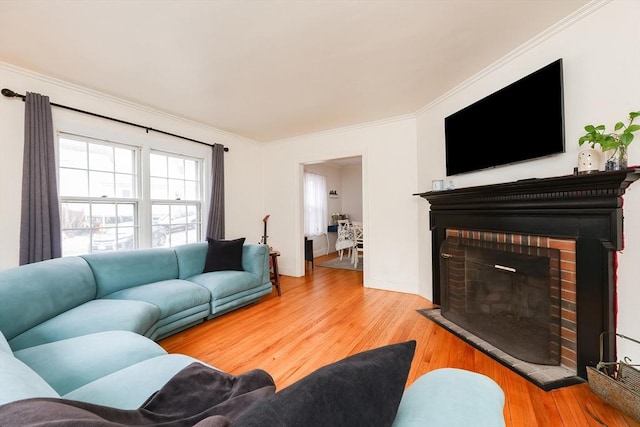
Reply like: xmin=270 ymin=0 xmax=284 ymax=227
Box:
xmin=59 ymin=135 xmax=139 ymax=255
xmin=150 ymin=151 xmax=202 ymax=248
xmin=58 ymin=134 xmax=203 ymax=255
xmin=303 ymin=172 xmax=327 ymax=236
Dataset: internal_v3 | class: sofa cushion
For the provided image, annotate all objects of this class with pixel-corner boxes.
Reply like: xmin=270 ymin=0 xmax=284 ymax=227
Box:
xmin=63 ymin=354 xmax=212 ymax=409
xmin=8 ymin=299 xmax=160 ymax=351
xmin=81 ymin=248 xmax=179 ymax=298
xmin=103 ymin=279 xmax=211 ymax=319
xmin=0 ymin=351 xmax=60 ymax=405
xmin=14 ymin=331 xmax=169 ymax=395
xmin=0 ymin=257 xmax=97 ymax=341
xmin=235 ymin=340 xmax=416 ymax=427
xmin=391 ymin=368 xmax=506 ymax=427
xmin=204 ymin=238 xmax=246 ymax=272
xmin=187 ymin=270 xmax=262 ymax=300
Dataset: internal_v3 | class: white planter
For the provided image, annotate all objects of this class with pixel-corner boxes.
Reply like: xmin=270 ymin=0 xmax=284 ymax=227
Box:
xmin=577 ymin=147 xmax=601 ymax=174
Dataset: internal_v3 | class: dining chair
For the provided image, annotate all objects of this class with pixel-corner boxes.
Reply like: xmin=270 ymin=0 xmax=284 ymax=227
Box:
xmin=335 ymin=219 xmax=354 ymax=260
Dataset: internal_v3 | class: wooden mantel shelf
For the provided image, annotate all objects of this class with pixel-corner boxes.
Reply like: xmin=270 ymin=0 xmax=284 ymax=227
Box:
xmin=415 ymin=168 xmax=640 ymax=211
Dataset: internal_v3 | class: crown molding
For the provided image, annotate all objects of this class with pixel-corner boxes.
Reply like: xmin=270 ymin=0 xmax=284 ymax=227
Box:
xmin=0 ymin=61 xmax=260 ymax=146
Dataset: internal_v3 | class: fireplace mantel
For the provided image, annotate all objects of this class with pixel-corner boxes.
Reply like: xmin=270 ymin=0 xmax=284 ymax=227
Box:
xmin=418 ymin=168 xmax=640 ymax=212
xmin=415 ymin=168 xmax=640 ymax=378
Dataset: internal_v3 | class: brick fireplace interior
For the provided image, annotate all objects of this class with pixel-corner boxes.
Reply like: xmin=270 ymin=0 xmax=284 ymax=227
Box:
xmin=416 ymin=169 xmax=640 ymax=390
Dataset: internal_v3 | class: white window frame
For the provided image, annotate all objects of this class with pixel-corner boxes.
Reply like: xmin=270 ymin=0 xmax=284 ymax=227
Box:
xmin=57 ymin=132 xmax=205 ymax=255
xmin=149 ymin=149 xmax=203 ymax=248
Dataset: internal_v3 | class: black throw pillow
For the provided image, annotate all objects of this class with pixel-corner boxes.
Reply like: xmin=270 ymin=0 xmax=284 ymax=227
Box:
xmin=204 ymin=237 xmax=246 ymax=272
xmin=235 ymin=340 xmax=416 ymax=427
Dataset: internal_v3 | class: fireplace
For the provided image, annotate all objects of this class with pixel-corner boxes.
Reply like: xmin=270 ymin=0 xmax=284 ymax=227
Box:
xmin=440 ymin=236 xmax=562 ymax=366
xmin=416 ymin=169 xmax=640 ymax=388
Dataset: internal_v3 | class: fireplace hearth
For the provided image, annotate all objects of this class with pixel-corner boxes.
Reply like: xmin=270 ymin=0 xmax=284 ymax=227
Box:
xmin=416 ymin=168 xmax=640 ymax=388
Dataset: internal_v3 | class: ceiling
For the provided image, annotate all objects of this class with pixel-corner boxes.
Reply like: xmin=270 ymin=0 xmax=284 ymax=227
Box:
xmin=0 ymin=0 xmax=589 ymax=142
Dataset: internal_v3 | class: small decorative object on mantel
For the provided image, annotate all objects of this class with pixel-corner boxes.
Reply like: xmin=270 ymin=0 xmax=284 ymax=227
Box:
xmin=578 ymin=110 xmax=639 ymax=172
xmin=577 ymin=146 xmax=601 ymax=175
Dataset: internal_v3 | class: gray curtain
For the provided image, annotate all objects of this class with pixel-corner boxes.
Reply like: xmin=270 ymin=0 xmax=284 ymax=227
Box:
xmin=19 ymin=92 xmax=62 ymax=265
xmin=206 ymin=143 xmax=225 ymax=240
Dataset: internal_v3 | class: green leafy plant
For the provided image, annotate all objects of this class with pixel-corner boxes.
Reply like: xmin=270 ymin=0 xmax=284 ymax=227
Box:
xmin=578 ymin=111 xmax=640 ymax=151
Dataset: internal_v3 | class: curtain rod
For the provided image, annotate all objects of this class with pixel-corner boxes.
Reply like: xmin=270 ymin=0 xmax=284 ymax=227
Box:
xmin=1 ymin=88 xmax=228 ymax=152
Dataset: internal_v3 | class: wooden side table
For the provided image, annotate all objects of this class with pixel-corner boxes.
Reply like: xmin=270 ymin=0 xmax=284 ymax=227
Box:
xmin=269 ymin=250 xmax=281 ymax=296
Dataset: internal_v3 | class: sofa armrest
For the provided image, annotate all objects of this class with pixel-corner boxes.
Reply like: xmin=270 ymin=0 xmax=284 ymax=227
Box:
xmin=242 ymin=244 xmax=270 ymax=284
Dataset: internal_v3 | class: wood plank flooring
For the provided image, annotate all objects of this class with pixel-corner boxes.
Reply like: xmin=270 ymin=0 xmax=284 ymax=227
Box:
xmin=160 ymin=253 xmax=639 ymax=427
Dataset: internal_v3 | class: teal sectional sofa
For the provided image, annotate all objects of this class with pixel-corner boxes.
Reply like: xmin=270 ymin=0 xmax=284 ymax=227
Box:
xmin=0 ymin=242 xmax=272 ymax=351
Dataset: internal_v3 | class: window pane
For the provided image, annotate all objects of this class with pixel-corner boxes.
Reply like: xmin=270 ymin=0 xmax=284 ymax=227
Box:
xmin=62 ymin=231 xmax=90 ymax=256
xmin=185 ymin=181 xmax=198 ymax=200
xmin=184 ymin=159 xmax=197 ymax=180
xmin=151 ymin=203 xmax=199 ymax=248
xmin=115 ymin=173 xmax=135 ymax=198
xmin=88 ymin=144 xmax=114 ymax=172
xmin=117 ymin=203 xmax=135 ymax=223
xmin=114 ymin=147 xmax=134 ymax=174
xmin=92 ymin=225 xmax=136 ymax=252
xmin=168 ymin=157 xmax=184 ymax=179
xmin=150 ymin=153 xmax=167 ymax=177
xmin=150 ymin=177 xmax=167 ymax=199
xmin=59 ymin=138 xmax=87 ymax=169
xmin=168 ymin=179 xmax=184 ymax=200
xmin=152 ymin=204 xmax=170 ymax=223
xmin=61 ymin=202 xmax=89 ymax=231
xmin=171 ymin=205 xmax=188 ymax=228
xmin=151 ymin=222 xmax=168 ymax=248
xmin=59 ymin=168 xmax=88 ymax=197
xmin=89 ymin=171 xmax=114 ymax=198
xmin=91 ymin=203 xmax=117 ymax=230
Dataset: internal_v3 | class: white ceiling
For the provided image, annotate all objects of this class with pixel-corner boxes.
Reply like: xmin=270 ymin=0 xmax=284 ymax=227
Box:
xmin=0 ymin=0 xmax=589 ymax=142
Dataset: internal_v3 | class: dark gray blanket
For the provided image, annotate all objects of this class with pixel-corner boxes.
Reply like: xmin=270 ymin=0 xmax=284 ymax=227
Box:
xmin=0 ymin=363 xmax=276 ymax=426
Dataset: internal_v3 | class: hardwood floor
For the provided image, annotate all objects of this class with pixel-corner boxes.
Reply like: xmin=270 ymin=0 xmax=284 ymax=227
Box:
xmin=160 ymin=253 xmax=639 ymax=427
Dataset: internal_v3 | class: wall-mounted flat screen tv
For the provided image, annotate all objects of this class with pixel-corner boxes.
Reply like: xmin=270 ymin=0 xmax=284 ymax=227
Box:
xmin=444 ymin=59 xmax=565 ymax=176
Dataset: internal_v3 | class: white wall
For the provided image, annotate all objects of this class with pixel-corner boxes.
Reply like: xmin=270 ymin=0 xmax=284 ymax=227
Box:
xmin=340 ymin=165 xmax=363 ymax=222
xmin=263 ymin=117 xmax=419 ymax=294
xmin=0 ymin=64 xmax=265 ymax=269
xmin=416 ymin=0 xmax=640 ymax=362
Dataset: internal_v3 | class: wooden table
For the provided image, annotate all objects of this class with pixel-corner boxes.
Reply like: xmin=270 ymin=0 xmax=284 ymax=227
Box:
xmin=269 ymin=250 xmax=281 ymax=296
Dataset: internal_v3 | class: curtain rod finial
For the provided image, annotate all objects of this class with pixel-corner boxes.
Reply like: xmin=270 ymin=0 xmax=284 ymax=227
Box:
xmin=2 ymin=88 xmax=20 ymax=98
xmin=2 ymin=88 xmax=25 ymax=99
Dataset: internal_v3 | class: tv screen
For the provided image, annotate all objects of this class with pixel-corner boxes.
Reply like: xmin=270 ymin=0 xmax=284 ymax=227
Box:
xmin=444 ymin=59 xmax=565 ymax=176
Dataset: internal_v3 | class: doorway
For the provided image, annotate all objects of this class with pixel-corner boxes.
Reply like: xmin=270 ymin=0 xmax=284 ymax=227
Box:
xmin=302 ymin=156 xmax=363 ymax=262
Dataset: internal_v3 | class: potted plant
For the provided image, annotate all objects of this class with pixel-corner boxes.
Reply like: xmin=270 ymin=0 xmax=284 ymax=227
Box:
xmin=578 ymin=111 xmax=640 ymax=171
